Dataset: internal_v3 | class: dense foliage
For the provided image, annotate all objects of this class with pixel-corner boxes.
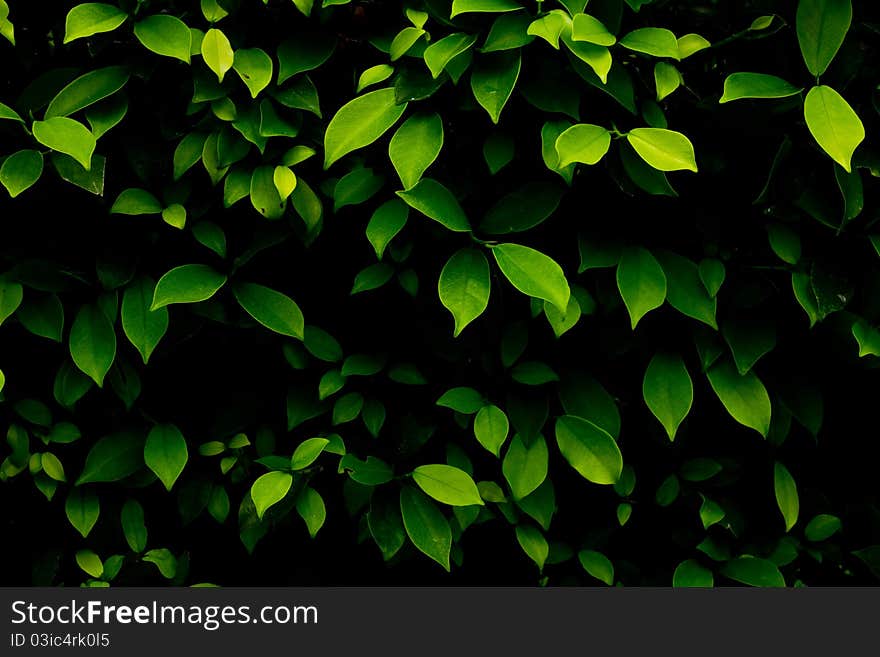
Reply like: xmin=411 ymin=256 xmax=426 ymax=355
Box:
xmin=0 ymin=0 xmax=878 ymax=587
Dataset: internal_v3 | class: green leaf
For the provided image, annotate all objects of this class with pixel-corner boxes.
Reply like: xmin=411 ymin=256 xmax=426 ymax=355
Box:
xmin=233 ymin=282 xmax=304 ymax=339
xmin=437 ymin=387 xmax=485 ymax=414
xmin=65 ymin=488 xmax=100 ymax=538
xmin=389 ymin=27 xmax=425 ymax=61
xmin=796 ymin=0 xmax=852 ymax=77
xmin=18 ymin=294 xmax=64 ymax=342
xmin=134 ymin=15 xmax=192 ymax=63
xmin=673 ymin=559 xmax=714 ymax=587
xmin=121 ymin=278 xmax=168 ymax=364
xmin=626 ymin=128 xmax=698 ymax=172
xmin=852 ymin=320 xmax=880 ymax=358
xmin=578 ymin=549 xmax=614 ymax=585
xmin=438 ymin=248 xmax=491 ymax=337
xmin=388 ymin=112 xmax=443 ymax=189
xmin=555 ymin=415 xmax=622 ymax=485
xmin=619 ymin=27 xmax=679 ymax=59
xmin=144 ymin=424 xmax=188 ymax=491
xmin=296 ymin=487 xmax=326 ymax=538
xmin=143 ymin=548 xmax=176 ymax=579
xmin=719 ymin=73 xmax=802 ymax=103
xmin=470 ymin=50 xmax=521 ymax=124
xmin=481 ymin=13 xmax=534 ymax=53
xmin=677 ymin=33 xmax=711 ymax=59
xmin=654 ymin=62 xmax=681 ymax=101
xmin=251 ymin=471 xmax=293 ymax=520
xmin=481 ymin=182 xmax=564 ymax=234
xmin=722 ymin=319 xmax=776 ymax=375
xmin=706 ymin=358 xmax=772 ymax=437
xmin=473 ymin=404 xmax=509 ymax=457
xmin=357 ymin=64 xmax=394 ymax=93
xmin=32 ymin=117 xmax=96 ymax=170
xmin=0 ymin=0 xmax=13 ymax=46
xmin=340 ymin=454 xmax=393 ymax=486
xmin=400 ymin=487 xmax=452 ymax=571
xmin=233 ymin=48 xmax=274 ymax=98
xmin=111 ymin=188 xmax=162 ymax=215
xmin=516 ymin=524 xmax=549 ymax=570
xmin=502 ymin=434 xmax=548 ymax=500
xmin=554 ymin=123 xmax=611 ymax=167
xmin=162 ymin=204 xmax=187 ymax=230
xmin=492 ymin=243 xmax=570 ymax=313
xmin=767 ymin=223 xmax=801 ymax=264
xmin=368 ymin=490 xmax=406 ymax=560
xmin=277 ymin=33 xmax=335 ymax=83
xmin=69 ymin=304 xmax=116 ymax=387
xmin=45 ymin=66 xmax=130 ymax=118
xmin=201 ymin=28 xmax=234 ymax=82
xmin=396 ymin=178 xmax=470 ymax=232
xmin=121 ymin=499 xmax=147 ymax=552
xmin=616 ymin=246 xmax=666 ymax=329
xmin=249 ymin=165 xmax=286 ymax=219
xmin=0 ymin=150 xmax=43 ymax=198
xmin=332 ymin=391 xmax=363 ymax=424
xmin=643 ymin=352 xmax=693 ymax=441
xmin=571 ymin=14 xmax=616 ymax=46
xmin=412 ymin=464 xmax=483 ymax=506
xmin=324 ymin=88 xmax=407 ymax=169
xmin=451 ymin=0 xmax=522 ymax=16
xmin=76 ymin=431 xmax=145 ymax=485
xmin=805 ymin=514 xmax=842 ymax=542
xmin=0 ymin=101 xmax=23 ymax=123
xmin=527 ymin=10 xmax=568 ymax=49
xmin=291 ymin=437 xmax=329 ymax=470
xmin=0 ymin=279 xmax=22 ymax=326
xmin=350 ymin=263 xmax=393 ymax=295
xmin=76 ymin=549 xmax=103 ymax=578
xmin=151 ymin=264 xmax=227 ymax=310
xmin=803 ymin=85 xmax=864 ymax=172
xmin=64 ymin=3 xmax=128 ymax=44
xmin=366 ymin=199 xmax=408 ymax=259
xmin=720 ymin=556 xmax=785 ymax=587
xmin=774 ymin=462 xmax=799 ymax=533
xmin=424 ymin=33 xmax=477 ymax=79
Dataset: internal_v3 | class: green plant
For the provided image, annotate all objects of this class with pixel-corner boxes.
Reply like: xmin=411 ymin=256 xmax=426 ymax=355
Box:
xmin=0 ymin=0 xmax=878 ymax=587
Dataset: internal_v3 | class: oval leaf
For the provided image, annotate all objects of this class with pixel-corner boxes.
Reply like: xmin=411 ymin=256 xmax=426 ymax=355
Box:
xmin=438 ymin=248 xmax=491 ymax=337
xmin=555 ymin=415 xmax=623 ymax=485
xmin=412 ymin=464 xmax=483 ymax=506
xmin=643 ymin=352 xmax=693 ymax=441
xmin=388 ymin=112 xmax=443 ymax=189
xmin=151 ymin=264 xmax=227 ymax=310
xmin=492 ymin=243 xmax=570 ymax=313
xmin=251 ymin=471 xmax=293 ymax=520
xmin=144 ymin=423 xmax=188 ymax=491
xmin=233 ymin=281 xmax=304 ymax=339
xmin=804 ymin=85 xmax=864 ymax=172
xmin=400 ymin=486 xmax=452 ymax=571
xmin=324 ymin=88 xmax=408 ymax=169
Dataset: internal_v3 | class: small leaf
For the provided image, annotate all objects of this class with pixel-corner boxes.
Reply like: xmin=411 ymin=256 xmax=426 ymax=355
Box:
xmin=502 ymin=434 xmax=548 ymax=500
xmin=291 ymin=437 xmax=329 ymax=470
xmin=76 ymin=431 xmax=145 ymax=485
xmin=470 ymin=50 xmax=521 ymax=124
xmin=620 ymin=27 xmax=679 ymax=59
xmin=121 ymin=277 xmax=168 ymax=364
xmin=233 ymin=48 xmax=274 ymax=98
xmin=296 ymin=487 xmax=326 ymax=538
xmin=720 ymin=556 xmax=785 ymax=587
xmin=719 ymin=73 xmax=802 ymax=103
xmin=805 ymin=514 xmax=842 ymax=542
xmin=474 ymin=404 xmax=509 ymax=457
xmin=492 ymin=243 xmax=570 ymax=313
xmin=774 ymin=462 xmax=799 ymax=533
xmin=804 ymin=85 xmax=864 ymax=172
xmin=616 ymin=247 xmax=667 ymax=329
xmin=423 ymin=33 xmax=477 ymax=78
xmin=65 ymin=488 xmax=100 ymax=538
xmin=32 ymin=118 xmax=96 ymax=170
xmin=400 ymin=487 xmax=452 ymax=571
xmin=643 ymin=352 xmax=693 ymax=440
xmin=413 ymin=464 xmax=483 ymax=506
xmin=366 ymin=199 xmax=408 ymax=259
xmin=324 ymin=88 xmax=407 ymax=169
xmin=555 ymin=415 xmax=622 ymax=485
xmin=64 ymin=3 xmax=127 ymax=44
xmin=554 ymin=124 xmax=611 ymax=167
xmin=233 ymin=281 xmax=304 ymax=339
xmin=438 ymin=248 xmax=491 ymax=337
xmin=388 ymin=112 xmax=443 ymax=189
xmin=516 ymin=524 xmax=549 ymax=570
xmin=673 ymin=560 xmax=714 ymax=587
xmin=578 ymin=549 xmax=614 ymax=585
xmin=852 ymin=320 xmax=880 ymax=358
xmin=134 ymin=15 xmax=192 ymax=63
xmin=121 ymin=499 xmax=147 ymax=552
xmin=111 ymin=188 xmax=162 ymax=215
xmin=571 ymin=14 xmax=616 ymax=46
xmin=251 ymin=471 xmax=293 ymax=520
xmin=201 ymin=28 xmax=234 ymax=82
xmin=436 ymin=387 xmax=485 ymax=414
xmin=450 ymin=0 xmax=522 ymax=17
xmin=654 ymin=62 xmax=681 ymax=101
xmin=357 ymin=64 xmax=394 ymax=93
xmin=396 ymin=178 xmax=470 ymax=232
xmin=151 ymin=264 xmax=227 ymax=310
xmin=76 ymin=549 xmax=103 ymax=578
xmin=706 ymin=358 xmax=772 ymax=437
xmin=144 ymin=424 xmax=188 ymax=491
xmin=0 ymin=150 xmax=43 ymax=198
xmin=69 ymin=304 xmax=116 ymax=387
xmin=626 ymin=128 xmax=698 ymax=172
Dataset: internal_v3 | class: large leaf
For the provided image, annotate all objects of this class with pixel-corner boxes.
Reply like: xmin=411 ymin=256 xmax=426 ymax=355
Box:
xmin=412 ymin=464 xmax=483 ymax=506
xmin=151 ymin=264 xmax=227 ymax=310
xmin=144 ymin=424 xmax=188 ymax=491
xmin=121 ymin=277 xmax=168 ymax=364
xmin=32 ymin=118 xmax=96 ymax=170
xmin=616 ymin=247 xmax=666 ymax=329
xmin=554 ymin=415 xmax=622 ymax=485
xmin=438 ymin=248 xmax=490 ymax=337
xmin=45 ymin=66 xmax=130 ymax=118
xmin=388 ymin=112 xmax=443 ymax=189
xmin=69 ymin=303 xmax=116 ymax=387
xmin=233 ymin=282 xmax=304 ymax=339
xmin=399 ymin=487 xmax=452 ymax=571
xmin=396 ymin=178 xmax=470 ymax=232
xmin=134 ymin=15 xmax=192 ymax=63
xmin=803 ymin=85 xmax=864 ymax=172
xmin=643 ymin=352 xmax=693 ymax=441
xmin=324 ymin=88 xmax=408 ymax=169
xmin=796 ymin=0 xmax=852 ymax=77
xmin=706 ymin=358 xmax=772 ymax=437
xmin=64 ymin=3 xmax=127 ymax=44
xmin=626 ymin=128 xmax=698 ymax=172
xmin=492 ymin=243 xmax=570 ymax=313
